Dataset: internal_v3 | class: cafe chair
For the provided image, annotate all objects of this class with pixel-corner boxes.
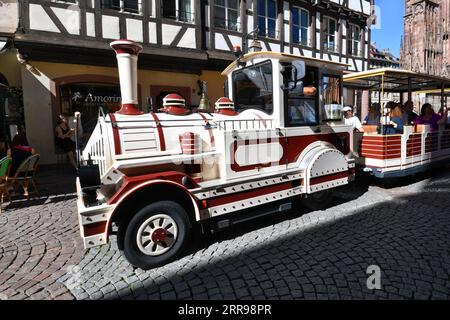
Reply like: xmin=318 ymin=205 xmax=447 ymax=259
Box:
xmin=0 ymin=156 xmax=12 ymax=213
xmin=8 ymin=154 xmax=40 ymax=199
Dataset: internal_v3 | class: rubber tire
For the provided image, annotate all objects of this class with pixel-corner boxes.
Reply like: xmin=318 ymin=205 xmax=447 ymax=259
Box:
xmin=122 ymin=201 xmax=190 ymax=270
xmin=302 ymin=189 xmax=333 ymax=211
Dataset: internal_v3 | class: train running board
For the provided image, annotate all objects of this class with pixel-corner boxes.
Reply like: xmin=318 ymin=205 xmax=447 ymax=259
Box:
xmin=212 ymin=200 xmax=293 ymax=231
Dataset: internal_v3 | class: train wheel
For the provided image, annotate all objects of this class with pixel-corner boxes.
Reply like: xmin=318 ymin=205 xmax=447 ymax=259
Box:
xmin=122 ymin=201 xmax=190 ymax=270
xmin=302 ymin=189 xmax=333 ymax=211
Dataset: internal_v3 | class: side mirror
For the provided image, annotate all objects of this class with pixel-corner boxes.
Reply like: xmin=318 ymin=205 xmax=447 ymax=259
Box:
xmin=292 ymin=61 xmax=305 ymax=80
xmin=282 ymin=61 xmax=306 ymax=92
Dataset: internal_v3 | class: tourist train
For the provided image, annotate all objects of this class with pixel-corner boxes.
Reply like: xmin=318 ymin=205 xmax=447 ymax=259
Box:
xmin=75 ymin=40 xmax=449 ymax=269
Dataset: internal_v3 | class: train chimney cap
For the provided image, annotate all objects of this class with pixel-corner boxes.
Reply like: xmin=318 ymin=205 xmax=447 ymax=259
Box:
xmin=161 ymin=93 xmax=190 ymax=115
xmin=163 ymin=93 xmax=186 ymax=107
xmin=110 ymin=39 xmax=143 ymax=55
xmin=215 ymin=97 xmax=239 ymax=116
xmin=215 ymin=97 xmax=235 ymax=109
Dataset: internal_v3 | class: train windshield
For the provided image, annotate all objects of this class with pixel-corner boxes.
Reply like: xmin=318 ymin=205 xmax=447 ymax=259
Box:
xmin=232 ymin=60 xmax=273 ymax=115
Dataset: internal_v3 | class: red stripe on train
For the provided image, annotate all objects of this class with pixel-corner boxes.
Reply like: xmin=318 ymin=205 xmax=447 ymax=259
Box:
xmin=310 ymin=172 xmax=348 ymax=186
xmin=109 ymin=113 xmax=122 ymax=155
xmin=207 ymin=182 xmax=294 ymax=208
xmin=150 ymin=112 xmax=166 ymax=151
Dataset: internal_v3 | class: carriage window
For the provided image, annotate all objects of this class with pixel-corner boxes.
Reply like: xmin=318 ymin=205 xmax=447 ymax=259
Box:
xmin=285 ymin=66 xmax=319 ymax=126
xmin=233 ymin=61 xmax=273 ymax=115
xmin=322 ymin=74 xmax=342 ymax=121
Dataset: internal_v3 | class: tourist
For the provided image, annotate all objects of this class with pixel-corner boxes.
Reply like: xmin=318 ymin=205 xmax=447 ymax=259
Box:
xmin=7 ymin=132 xmax=35 ymax=176
xmin=55 ymin=114 xmax=77 ymax=171
xmin=402 ymin=100 xmax=418 ymax=125
xmin=363 ymin=103 xmax=381 ymax=125
xmin=414 ymin=103 xmax=447 ymax=132
xmin=380 ymin=103 xmax=404 ymax=135
xmin=343 ymin=106 xmax=364 ymax=132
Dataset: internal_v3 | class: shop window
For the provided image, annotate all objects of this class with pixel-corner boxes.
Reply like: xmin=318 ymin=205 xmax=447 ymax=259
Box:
xmin=0 ymin=86 xmax=24 ymax=147
xmin=59 ymin=83 xmax=121 ymax=143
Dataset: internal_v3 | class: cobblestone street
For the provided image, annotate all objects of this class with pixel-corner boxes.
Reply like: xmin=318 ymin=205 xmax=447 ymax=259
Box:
xmin=0 ymin=166 xmax=449 ymax=300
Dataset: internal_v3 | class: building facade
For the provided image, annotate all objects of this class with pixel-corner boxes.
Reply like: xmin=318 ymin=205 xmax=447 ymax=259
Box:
xmin=401 ymin=0 xmax=450 ymax=77
xmin=369 ymin=43 xmax=400 ymax=107
xmin=370 ymin=44 xmax=400 ymax=69
xmin=0 ymin=0 xmax=374 ymax=165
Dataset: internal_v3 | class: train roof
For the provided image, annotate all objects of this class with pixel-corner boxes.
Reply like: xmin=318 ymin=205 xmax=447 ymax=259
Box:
xmin=343 ymin=68 xmax=450 ymax=93
xmin=222 ymin=51 xmax=349 ymax=76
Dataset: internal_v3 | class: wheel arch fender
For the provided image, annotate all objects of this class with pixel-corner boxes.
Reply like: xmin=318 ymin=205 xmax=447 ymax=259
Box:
xmin=297 ymin=142 xmax=349 ymax=193
xmin=108 ymin=180 xmax=200 ymax=239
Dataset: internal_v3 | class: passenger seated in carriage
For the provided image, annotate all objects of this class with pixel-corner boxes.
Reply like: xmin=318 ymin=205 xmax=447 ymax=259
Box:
xmin=363 ymin=103 xmax=381 ymax=125
xmin=414 ymin=103 xmax=447 ymax=132
xmin=402 ymin=100 xmax=418 ymax=125
xmin=343 ymin=106 xmax=364 ymax=132
xmin=379 ymin=101 xmax=404 ymax=135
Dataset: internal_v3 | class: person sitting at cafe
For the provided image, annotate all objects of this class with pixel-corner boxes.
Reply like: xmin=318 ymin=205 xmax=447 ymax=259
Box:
xmin=343 ymin=106 xmax=364 ymax=132
xmin=363 ymin=103 xmax=381 ymax=125
xmin=414 ymin=103 xmax=447 ymax=132
xmin=380 ymin=102 xmax=404 ymax=135
xmin=7 ymin=132 xmax=36 ymax=176
xmin=0 ymin=138 xmax=7 ymax=159
xmin=402 ymin=100 xmax=418 ymax=125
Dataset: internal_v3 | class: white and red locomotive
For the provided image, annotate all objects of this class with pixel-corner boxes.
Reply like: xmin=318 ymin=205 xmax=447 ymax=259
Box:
xmin=76 ymin=40 xmax=355 ymax=269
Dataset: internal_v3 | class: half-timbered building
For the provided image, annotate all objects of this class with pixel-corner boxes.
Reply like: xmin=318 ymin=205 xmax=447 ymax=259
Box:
xmin=0 ymin=0 xmax=374 ymax=164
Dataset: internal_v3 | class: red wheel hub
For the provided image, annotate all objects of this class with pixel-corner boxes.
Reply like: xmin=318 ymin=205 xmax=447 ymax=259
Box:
xmin=151 ymin=228 xmax=167 ymax=243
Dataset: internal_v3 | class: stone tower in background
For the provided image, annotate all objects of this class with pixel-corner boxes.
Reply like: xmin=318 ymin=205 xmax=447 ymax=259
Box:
xmin=400 ymin=0 xmax=450 ymax=77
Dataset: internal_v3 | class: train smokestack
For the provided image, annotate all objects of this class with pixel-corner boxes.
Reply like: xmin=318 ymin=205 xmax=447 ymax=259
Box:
xmin=110 ymin=40 xmax=143 ymax=115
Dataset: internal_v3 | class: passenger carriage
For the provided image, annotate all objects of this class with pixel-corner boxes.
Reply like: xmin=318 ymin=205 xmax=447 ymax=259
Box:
xmin=76 ymin=40 xmax=356 ymax=269
xmin=343 ymin=69 xmax=450 ymax=179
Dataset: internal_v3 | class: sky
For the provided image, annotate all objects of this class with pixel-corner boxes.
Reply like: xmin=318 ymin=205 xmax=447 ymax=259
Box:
xmin=371 ymin=0 xmax=405 ymax=57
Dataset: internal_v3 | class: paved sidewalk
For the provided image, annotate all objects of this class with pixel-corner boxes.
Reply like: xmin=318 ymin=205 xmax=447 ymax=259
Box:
xmin=0 ymin=166 xmax=82 ymax=300
xmin=0 ymin=166 xmax=449 ymax=300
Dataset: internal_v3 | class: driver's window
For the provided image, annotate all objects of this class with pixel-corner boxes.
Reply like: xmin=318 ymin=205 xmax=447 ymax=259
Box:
xmin=286 ymin=66 xmax=319 ymax=127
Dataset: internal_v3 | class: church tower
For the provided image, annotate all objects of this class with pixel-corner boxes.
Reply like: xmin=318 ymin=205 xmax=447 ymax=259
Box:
xmin=401 ymin=0 xmax=450 ymax=77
